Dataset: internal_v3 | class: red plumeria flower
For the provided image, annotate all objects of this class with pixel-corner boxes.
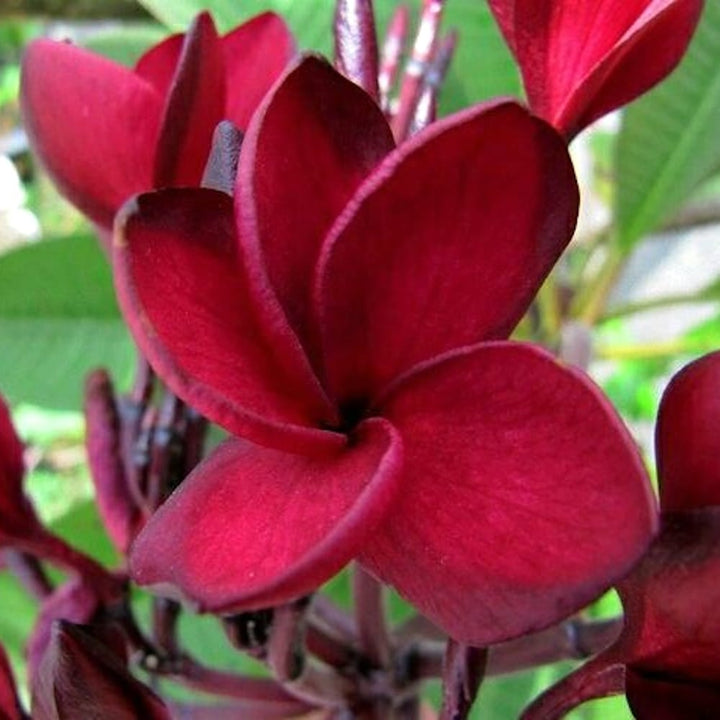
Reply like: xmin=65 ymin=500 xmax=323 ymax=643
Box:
xmin=113 ymin=56 xmax=656 ymax=646
xmin=488 ymin=0 xmax=704 ymax=138
xmin=521 ymin=350 xmax=720 ymax=720
xmin=20 ymin=11 xmax=295 ymax=244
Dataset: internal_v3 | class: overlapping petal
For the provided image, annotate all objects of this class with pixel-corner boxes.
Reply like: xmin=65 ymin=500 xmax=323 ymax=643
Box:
xmin=223 ymin=12 xmax=297 ymax=130
xmin=113 ymin=188 xmax=339 ymax=454
xmin=360 ymin=342 xmax=656 ymax=645
xmin=130 ymin=419 xmax=402 ymax=611
xmin=21 ymin=41 xmax=162 ymax=229
xmin=237 ymin=56 xmax=394 ymax=356
xmin=655 ymin=350 xmax=720 ymax=511
xmin=488 ymin=0 xmax=703 ymax=137
xmin=32 ymin=622 xmax=171 ymax=720
xmin=152 ymin=12 xmax=226 ymax=187
xmin=317 ymin=102 xmax=578 ymax=403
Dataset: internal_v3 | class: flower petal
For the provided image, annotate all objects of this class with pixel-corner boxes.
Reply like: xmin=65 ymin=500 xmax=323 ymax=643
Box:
xmin=113 ymin=188 xmax=339 ymax=454
xmin=626 ymin=668 xmax=720 ymax=720
xmin=134 ymin=31 xmax=184 ymax=96
xmin=130 ymin=418 xmax=402 ymax=612
xmin=361 ymin=342 xmax=656 ymax=645
xmin=617 ymin=509 xmax=720 ymax=679
xmin=0 ymin=395 xmax=42 ymax=543
xmin=488 ymin=0 xmax=703 ymax=137
xmin=153 ymin=12 xmax=226 ymax=187
xmin=236 ymin=55 xmax=394 ymax=361
xmin=223 ymin=12 xmax=298 ymax=130
xmin=656 ymin=351 xmax=720 ymax=511
xmin=0 ymin=643 xmax=21 ymax=720
xmin=317 ymin=101 xmax=578 ymax=404
xmin=32 ymin=622 xmax=171 ymax=720
xmin=21 ymin=40 xmax=162 ymax=230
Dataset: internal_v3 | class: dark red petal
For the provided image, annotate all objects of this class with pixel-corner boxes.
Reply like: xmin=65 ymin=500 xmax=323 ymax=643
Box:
xmin=0 ymin=394 xmax=23 ymax=489
xmin=0 ymin=643 xmax=22 ymax=720
xmin=656 ymin=351 xmax=720 ymax=511
xmin=617 ymin=509 xmax=720 ymax=680
xmin=84 ymin=370 xmax=141 ymax=554
xmin=0 ymin=395 xmax=41 ymax=543
xmin=236 ymin=55 xmax=394 ymax=361
xmin=153 ymin=12 xmax=226 ymax=187
xmin=27 ymin=576 xmax=101 ymax=683
xmin=361 ymin=342 xmax=656 ymax=645
xmin=134 ymin=32 xmax=184 ymax=96
xmin=130 ymin=418 xmax=402 ymax=612
xmin=626 ymin=668 xmax=720 ymax=720
xmin=222 ymin=12 xmax=297 ymax=130
xmin=32 ymin=622 xmax=171 ymax=720
xmin=21 ymin=40 xmax=162 ymax=231
xmin=318 ymin=101 xmax=578 ymax=403
xmin=488 ymin=0 xmax=703 ymax=137
xmin=113 ymin=188 xmax=339 ymax=454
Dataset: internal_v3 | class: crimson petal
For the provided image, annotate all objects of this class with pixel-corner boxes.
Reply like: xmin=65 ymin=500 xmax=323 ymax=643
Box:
xmin=134 ymin=31 xmax=184 ymax=96
xmin=0 ymin=643 xmax=21 ymax=720
xmin=114 ymin=188 xmax=339 ymax=454
xmin=153 ymin=12 xmax=226 ymax=187
xmin=655 ymin=350 xmax=720 ymax=511
xmin=237 ymin=55 xmax=394 ymax=360
xmin=361 ymin=342 xmax=656 ymax=645
xmin=223 ymin=12 xmax=297 ymax=130
xmin=617 ymin=509 xmax=720 ymax=679
xmin=488 ymin=0 xmax=703 ymax=137
xmin=21 ymin=41 xmax=162 ymax=230
xmin=32 ymin=622 xmax=170 ymax=720
xmin=130 ymin=418 xmax=402 ymax=612
xmin=317 ymin=101 xmax=577 ymax=403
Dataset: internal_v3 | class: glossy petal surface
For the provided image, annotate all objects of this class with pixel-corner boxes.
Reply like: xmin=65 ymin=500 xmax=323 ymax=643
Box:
xmin=318 ymin=102 xmax=577 ymax=402
xmin=656 ymin=350 xmax=720 ymax=511
xmin=113 ymin=188 xmax=338 ymax=454
xmin=153 ymin=13 xmax=226 ymax=187
xmin=134 ymin=32 xmax=183 ymax=96
xmin=33 ymin=622 xmax=170 ymax=720
xmin=361 ymin=342 xmax=656 ymax=645
xmin=237 ymin=56 xmax=394 ymax=356
xmin=223 ymin=12 xmax=297 ymax=130
xmin=130 ymin=419 xmax=402 ymax=612
xmin=488 ymin=0 xmax=703 ymax=136
xmin=21 ymin=41 xmax=162 ymax=229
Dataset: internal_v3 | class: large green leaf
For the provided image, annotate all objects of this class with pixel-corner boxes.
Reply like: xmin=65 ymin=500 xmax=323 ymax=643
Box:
xmin=82 ymin=23 xmax=168 ymax=66
xmin=615 ymin=1 xmax=720 ymax=250
xmin=0 ymin=235 xmax=134 ymax=409
xmin=135 ymin=0 xmax=520 ymax=112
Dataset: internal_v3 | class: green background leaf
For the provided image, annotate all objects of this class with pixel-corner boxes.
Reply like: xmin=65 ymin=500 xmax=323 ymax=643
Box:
xmin=0 ymin=235 xmax=134 ymax=409
xmin=615 ymin=1 xmax=720 ymax=250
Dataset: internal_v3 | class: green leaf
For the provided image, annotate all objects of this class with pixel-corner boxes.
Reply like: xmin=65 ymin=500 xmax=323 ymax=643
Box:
xmin=615 ymin=1 xmax=720 ymax=251
xmin=135 ymin=0 xmax=520 ymax=112
xmin=0 ymin=235 xmax=134 ymax=410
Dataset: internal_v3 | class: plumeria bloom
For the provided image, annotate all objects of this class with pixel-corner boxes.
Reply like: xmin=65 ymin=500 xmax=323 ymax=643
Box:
xmin=488 ymin=0 xmax=704 ymax=138
xmin=114 ymin=56 xmax=657 ymax=646
xmin=20 ymin=10 xmax=295 ymax=245
xmin=522 ymin=350 xmax=720 ymax=720
xmin=0 ymin=642 xmax=23 ymax=720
